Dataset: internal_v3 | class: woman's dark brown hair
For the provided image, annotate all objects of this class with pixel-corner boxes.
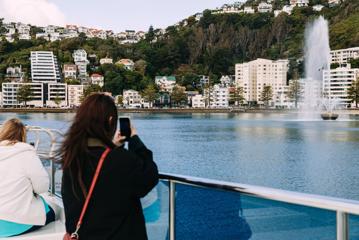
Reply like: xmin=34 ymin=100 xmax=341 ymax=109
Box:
xmin=59 ymin=93 xmax=118 ymax=197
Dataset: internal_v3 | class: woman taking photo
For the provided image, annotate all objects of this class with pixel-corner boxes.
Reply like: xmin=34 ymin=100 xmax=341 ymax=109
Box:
xmin=0 ymin=118 xmax=54 ymax=237
xmin=60 ymin=93 xmax=159 ymax=240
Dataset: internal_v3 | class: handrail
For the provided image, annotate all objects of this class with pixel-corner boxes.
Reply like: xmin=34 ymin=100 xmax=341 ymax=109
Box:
xmin=159 ymin=172 xmax=359 ymax=215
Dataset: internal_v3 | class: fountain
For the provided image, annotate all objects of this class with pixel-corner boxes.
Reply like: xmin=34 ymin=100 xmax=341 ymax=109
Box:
xmin=302 ymin=16 xmax=338 ymax=120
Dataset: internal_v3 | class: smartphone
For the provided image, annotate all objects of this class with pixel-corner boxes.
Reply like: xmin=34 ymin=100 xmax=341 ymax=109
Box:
xmin=119 ymin=117 xmax=131 ymax=140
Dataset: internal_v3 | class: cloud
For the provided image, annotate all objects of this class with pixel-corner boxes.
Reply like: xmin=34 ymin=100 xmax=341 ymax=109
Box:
xmin=0 ymin=0 xmax=66 ymax=26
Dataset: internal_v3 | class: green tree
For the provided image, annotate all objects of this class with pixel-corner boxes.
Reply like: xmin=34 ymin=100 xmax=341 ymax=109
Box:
xmin=348 ymin=78 xmax=359 ymax=108
xmin=141 ymin=84 xmax=159 ymax=107
xmin=260 ymin=85 xmax=273 ymax=108
xmin=83 ymin=84 xmax=102 ymax=98
xmin=287 ymin=78 xmax=303 ymax=109
xmin=170 ymin=86 xmax=187 ymax=107
xmin=17 ymin=84 xmax=33 ymax=107
xmin=53 ymin=93 xmax=62 ymax=107
xmin=65 ymin=78 xmax=80 ymax=85
xmin=230 ymin=87 xmax=245 ymax=106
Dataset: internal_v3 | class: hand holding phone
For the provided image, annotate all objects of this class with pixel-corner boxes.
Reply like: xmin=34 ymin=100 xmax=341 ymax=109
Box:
xmin=119 ymin=117 xmax=132 ymax=140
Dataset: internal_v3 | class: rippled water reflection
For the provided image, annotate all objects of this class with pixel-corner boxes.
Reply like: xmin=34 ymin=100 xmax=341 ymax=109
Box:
xmin=1 ymin=112 xmax=359 ymax=200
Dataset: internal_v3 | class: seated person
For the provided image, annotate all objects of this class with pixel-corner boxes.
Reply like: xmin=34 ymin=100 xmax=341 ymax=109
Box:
xmin=0 ymin=118 xmax=55 ymax=237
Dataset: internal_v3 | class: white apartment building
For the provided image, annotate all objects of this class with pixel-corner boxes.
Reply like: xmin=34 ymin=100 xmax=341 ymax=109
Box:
xmin=68 ymin=85 xmax=84 ymax=107
xmin=208 ymin=84 xmax=229 ymax=108
xmin=192 ymin=94 xmax=205 ymax=108
xmin=100 ymin=58 xmax=113 ymax=65
xmin=290 ymin=0 xmax=309 ymax=7
xmin=258 ymin=2 xmax=273 ymax=13
xmin=323 ymin=65 xmax=359 ymax=107
xmin=200 ymin=76 xmax=210 ymax=86
xmin=155 ymin=76 xmax=176 ymax=92
xmin=90 ymin=74 xmax=104 ymax=87
xmin=1 ymin=82 xmax=44 ymax=107
xmin=331 ymin=47 xmax=359 ymax=65
xmin=30 ymin=51 xmax=61 ymax=83
xmin=63 ymin=64 xmax=77 ymax=79
xmin=220 ymin=75 xmax=235 ymax=86
xmin=73 ymin=49 xmax=89 ymax=76
xmin=123 ymin=90 xmax=142 ymax=107
xmin=6 ymin=66 xmax=24 ymax=82
xmin=46 ymin=83 xmax=67 ymax=107
xmin=235 ymin=58 xmax=289 ymax=105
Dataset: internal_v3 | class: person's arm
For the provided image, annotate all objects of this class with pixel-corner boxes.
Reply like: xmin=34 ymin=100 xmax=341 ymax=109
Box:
xmin=24 ymin=149 xmax=50 ymax=194
xmin=128 ymin=135 xmax=159 ymax=198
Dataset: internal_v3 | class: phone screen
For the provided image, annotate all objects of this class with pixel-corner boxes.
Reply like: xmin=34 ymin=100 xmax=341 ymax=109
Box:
xmin=119 ymin=117 xmax=131 ymax=139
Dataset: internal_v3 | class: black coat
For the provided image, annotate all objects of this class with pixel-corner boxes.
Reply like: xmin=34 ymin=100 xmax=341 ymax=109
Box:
xmin=61 ymin=135 xmax=159 ymax=240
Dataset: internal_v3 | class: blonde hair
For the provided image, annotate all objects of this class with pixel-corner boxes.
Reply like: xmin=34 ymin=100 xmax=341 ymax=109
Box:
xmin=0 ymin=118 xmax=27 ymax=144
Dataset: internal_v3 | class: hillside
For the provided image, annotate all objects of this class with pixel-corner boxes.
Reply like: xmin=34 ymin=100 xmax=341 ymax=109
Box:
xmin=0 ymin=0 xmax=359 ymax=95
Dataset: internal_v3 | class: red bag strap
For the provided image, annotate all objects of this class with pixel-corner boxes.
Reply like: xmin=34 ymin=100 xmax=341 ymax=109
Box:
xmin=71 ymin=147 xmax=111 ymax=238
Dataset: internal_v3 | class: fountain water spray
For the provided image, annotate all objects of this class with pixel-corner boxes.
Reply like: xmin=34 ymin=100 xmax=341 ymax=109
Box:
xmin=302 ymin=16 xmax=331 ymax=118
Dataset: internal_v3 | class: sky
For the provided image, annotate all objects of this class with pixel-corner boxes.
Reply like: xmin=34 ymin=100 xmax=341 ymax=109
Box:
xmin=0 ymin=0 xmax=244 ymax=32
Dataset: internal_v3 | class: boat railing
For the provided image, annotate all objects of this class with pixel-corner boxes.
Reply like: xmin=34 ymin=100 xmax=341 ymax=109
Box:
xmin=7 ymin=126 xmax=359 ymax=240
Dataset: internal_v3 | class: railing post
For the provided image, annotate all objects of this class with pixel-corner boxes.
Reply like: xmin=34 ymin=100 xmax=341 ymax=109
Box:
xmin=50 ymin=159 xmax=56 ymax=195
xmin=169 ymin=180 xmax=176 ymax=240
xmin=337 ymin=211 xmax=348 ymax=240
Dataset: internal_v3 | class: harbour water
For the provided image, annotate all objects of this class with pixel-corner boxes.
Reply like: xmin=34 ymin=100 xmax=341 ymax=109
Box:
xmin=1 ymin=112 xmax=359 ymax=201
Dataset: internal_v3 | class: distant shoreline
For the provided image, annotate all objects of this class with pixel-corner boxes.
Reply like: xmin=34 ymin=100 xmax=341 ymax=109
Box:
xmin=1 ymin=108 xmax=359 ymax=114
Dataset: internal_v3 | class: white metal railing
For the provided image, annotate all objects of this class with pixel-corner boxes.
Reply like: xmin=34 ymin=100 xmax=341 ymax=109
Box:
xmin=2 ymin=126 xmax=357 ymax=240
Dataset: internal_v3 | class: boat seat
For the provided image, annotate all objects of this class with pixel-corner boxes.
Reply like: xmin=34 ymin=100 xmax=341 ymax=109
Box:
xmin=0 ymin=194 xmax=66 ymax=240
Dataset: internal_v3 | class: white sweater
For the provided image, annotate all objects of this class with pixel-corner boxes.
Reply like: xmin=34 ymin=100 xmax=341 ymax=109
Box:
xmin=0 ymin=141 xmax=50 ymax=225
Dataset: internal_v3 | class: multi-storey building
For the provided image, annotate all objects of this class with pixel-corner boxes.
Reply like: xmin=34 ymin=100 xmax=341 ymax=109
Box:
xmin=192 ymin=94 xmax=206 ymax=108
xmin=1 ymin=82 xmax=44 ymax=107
xmin=235 ymin=58 xmax=289 ymax=105
xmin=123 ymin=90 xmax=142 ymax=107
xmin=243 ymin=6 xmax=255 ymax=14
xmin=90 ymin=74 xmax=104 ymax=87
xmin=67 ymin=85 xmax=84 ymax=107
xmin=207 ymin=84 xmax=229 ymax=108
xmin=330 ymin=47 xmax=359 ymax=65
xmin=63 ymin=64 xmax=77 ymax=79
xmin=73 ymin=49 xmax=89 ymax=77
xmin=323 ymin=65 xmax=359 ymax=107
xmin=155 ymin=76 xmax=176 ymax=92
xmin=30 ymin=51 xmax=61 ymax=83
xmin=46 ymin=83 xmax=67 ymax=107
xmin=220 ymin=75 xmax=235 ymax=87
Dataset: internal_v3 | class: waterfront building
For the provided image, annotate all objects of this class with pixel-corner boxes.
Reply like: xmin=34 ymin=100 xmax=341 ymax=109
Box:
xmin=330 ymin=47 xmax=359 ymax=65
xmin=73 ymin=49 xmax=89 ymax=77
xmin=192 ymin=94 xmax=206 ymax=108
xmin=5 ymin=66 xmax=25 ymax=82
xmin=155 ymin=76 xmax=177 ymax=92
xmin=323 ymin=64 xmax=359 ymax=108
xmin=235 ymin=58 xmax=289 ymax=105
xmin=100 ymin=57 xmax=113 ymax=65
xmin=116 ymin=59 xmax=135 ymax=70
xmin=243 ymin=6 xmax=255 ymax=14
xmin=258 ymin=2 xmax=273 ymax=13
xmin=185 ymin=91 xmax=200 ymax=106
xmin=123 ymin=90 xmax=142 ymax=107
xmin=206 ymin=84 xmax=229 ymax=108
xmin=90 ymin=74 xmax=104 ymax=87
xmin=46 ymin=83 xmax=67 ymax=107
xmin=290 ymin=0 xmax=309 ymax=7
xmin=30 ymin=51 xmax=61 ymax=83
xmin=1 ymin=82 xmax=44 ymax=107
xmin=67 ymin=85 xmax=84 ymax=107
xmin=63 ymin=64 xmax=77 ymax=79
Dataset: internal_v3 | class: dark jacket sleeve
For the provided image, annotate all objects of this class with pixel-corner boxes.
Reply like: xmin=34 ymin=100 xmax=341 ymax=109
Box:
xmin=128 ymin=135 xmax=159 ymax=198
